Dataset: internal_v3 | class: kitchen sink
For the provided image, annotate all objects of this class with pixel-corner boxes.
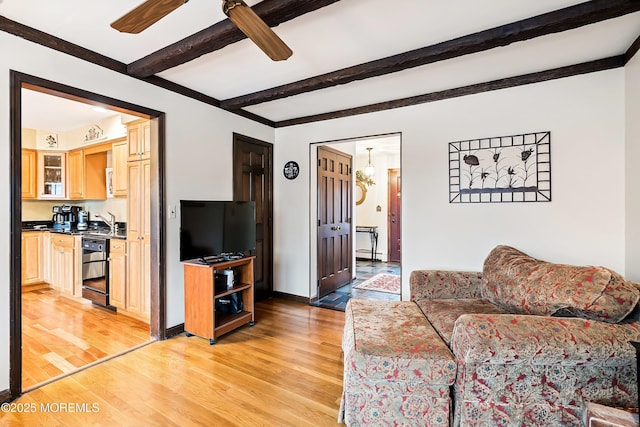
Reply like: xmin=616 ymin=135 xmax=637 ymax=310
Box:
xmin=79 ymin=229 xmax=126 ymax=239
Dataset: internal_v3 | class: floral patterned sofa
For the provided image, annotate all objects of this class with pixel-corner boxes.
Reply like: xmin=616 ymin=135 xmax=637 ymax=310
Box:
xmin=411 ymin=245 xmax=640 ymax=426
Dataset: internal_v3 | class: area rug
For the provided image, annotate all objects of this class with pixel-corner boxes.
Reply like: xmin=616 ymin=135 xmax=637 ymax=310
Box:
xmin=353 ymin=273 xmax=400 ymax=294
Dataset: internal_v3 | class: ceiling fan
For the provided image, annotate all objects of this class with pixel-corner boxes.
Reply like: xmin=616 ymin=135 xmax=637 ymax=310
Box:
xmin=111 ymin=0 xmax=292 ymax=61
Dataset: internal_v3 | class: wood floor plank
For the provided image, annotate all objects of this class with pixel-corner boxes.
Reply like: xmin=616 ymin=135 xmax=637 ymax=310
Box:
xmin=7 ymin=299 xmax=346 ymax=426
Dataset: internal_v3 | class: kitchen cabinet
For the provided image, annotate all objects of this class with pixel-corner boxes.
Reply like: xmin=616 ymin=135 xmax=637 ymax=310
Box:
xmin=50 ymin=234 xmax=81 ymax=297
xmin=21 ymin=231 xmax=43 ymax=285
xmin=112 ymin=140 xmax=128 ymax=197
xmin=67 ymin=149 xmax=84 ymax=199
xmin=127 ymin=119 xmax=151 ymax=162
xmin=126 ymin=158 xmax=151 ymax=322
xmin=37 ymin=151 xmax=66 ymax=199
xmin=22 ymin=149 xmax=37 ymax=199
xmin=68 ymin=148 xmax=108 ymax=200
xmin=42 ymin=231 xmax=52 ymax=284
xmin=109 ymin=239 xmax=126 ymax=309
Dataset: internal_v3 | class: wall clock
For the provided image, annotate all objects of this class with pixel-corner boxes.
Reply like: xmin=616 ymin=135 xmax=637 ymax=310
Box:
xmin=283 ymin=161 xmax=300 ymax=180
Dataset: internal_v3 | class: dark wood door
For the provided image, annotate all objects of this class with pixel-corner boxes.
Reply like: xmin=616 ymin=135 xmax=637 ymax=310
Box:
xmin=317 ymin=146 xmax=352 ymax=297
xmin=233 ymin=133 xmax=273 ymax=301
xmin=388 ymin=168 xmax=401 ymax=262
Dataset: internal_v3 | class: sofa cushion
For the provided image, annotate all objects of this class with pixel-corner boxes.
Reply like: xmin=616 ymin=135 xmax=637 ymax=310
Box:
xmin=481 ymin=245 xmax=640 ymax=323
xmin=415 ymin=298 xmax=507 ymax=345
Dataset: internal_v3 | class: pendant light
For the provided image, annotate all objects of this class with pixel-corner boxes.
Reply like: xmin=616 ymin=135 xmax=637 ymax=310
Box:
xmin=364 ymin=147 xmax=375 ymax=177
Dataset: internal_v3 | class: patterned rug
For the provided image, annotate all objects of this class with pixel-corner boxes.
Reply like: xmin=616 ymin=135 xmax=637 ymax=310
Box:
xmin=353 ymin=273 xmax=401 ymax=294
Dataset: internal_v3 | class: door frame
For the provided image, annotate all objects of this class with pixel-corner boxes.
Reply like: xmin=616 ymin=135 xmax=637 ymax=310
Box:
xmin=9 ymin=70 xmax=167 ymax=399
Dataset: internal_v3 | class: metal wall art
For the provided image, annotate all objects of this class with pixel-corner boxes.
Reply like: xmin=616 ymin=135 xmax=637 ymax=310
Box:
xmin=449 ymin=131 xmax=551 ymax=203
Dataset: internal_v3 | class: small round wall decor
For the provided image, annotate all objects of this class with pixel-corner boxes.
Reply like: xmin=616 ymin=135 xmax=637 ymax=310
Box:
xmin=283 ymin=161 xmax=300 ymax=180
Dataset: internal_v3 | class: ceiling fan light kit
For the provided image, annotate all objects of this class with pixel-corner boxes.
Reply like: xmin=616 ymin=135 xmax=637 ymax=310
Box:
xmin=222 ymin=0 xmax=292 ymax=61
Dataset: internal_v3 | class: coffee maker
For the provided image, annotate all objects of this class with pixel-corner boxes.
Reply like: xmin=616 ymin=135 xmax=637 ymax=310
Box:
xmin=52 ymin=205 xmax=81 ymax=231
xmin=52 ymin=205 xmax=65 ymax=230
xmin=77 ymin=210 xmax=89 ymax=230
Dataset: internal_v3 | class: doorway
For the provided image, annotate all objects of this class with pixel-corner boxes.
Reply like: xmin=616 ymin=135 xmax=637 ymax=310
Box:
xmin=311 ymin=133 xmax=402 ymax=310
xmin=10 ymin=71 xmax=166 ymax=399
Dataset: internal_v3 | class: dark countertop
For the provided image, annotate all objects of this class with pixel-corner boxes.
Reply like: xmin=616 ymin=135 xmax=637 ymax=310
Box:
xmin=22 ymin=221 xmax=127 ymax=240
xmin=50 ymin=229 xmax=127 ymax=240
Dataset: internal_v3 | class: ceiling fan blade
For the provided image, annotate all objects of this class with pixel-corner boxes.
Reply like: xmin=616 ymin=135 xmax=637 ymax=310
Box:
xmin=111 ymin=0 xmax=189 ymax=34
xmin=223 ymin=0 xmax=292 ymax=61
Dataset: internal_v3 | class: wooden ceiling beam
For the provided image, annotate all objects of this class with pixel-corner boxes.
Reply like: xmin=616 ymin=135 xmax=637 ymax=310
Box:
xmin=624 ymin=33 xmax=640 ymax=64
xmin=127 ymin=0 xmax=341 ymax=77
xmin=221 ymin=0 xmax=640 ymax=110
xmin=274 ymin=57 xmax=625 ymax=127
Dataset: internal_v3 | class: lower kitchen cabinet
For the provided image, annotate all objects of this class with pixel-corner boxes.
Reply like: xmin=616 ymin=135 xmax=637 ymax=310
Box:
xmin=109 ymin=239 xmax=126 ymax=309
xmin=21 ymin=231 xmax=43 ymax=285
xmin=42 ymin=231 xmax=51 ymax=284
xmin=50 ymin=234 xmax=81 ymax=297
xmin=124 ymin=237 xmax=150 ymax=322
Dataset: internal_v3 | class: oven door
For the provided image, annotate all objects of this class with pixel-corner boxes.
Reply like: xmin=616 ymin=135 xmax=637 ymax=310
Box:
xmin=82 ymin=250 xmax=107 ymax=292
xmin=81 ymin=237 xmax=110 ymax=307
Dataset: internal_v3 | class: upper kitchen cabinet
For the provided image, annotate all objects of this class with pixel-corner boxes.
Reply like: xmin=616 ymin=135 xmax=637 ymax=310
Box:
xmin=112 ymin=139 xmax=128 ymax=197
xmin=67 ymin=149 xmax=84 ymax=199
xmin=22 ymin=148 xmax=37 ymax=199
xmin=68 ymin=143 xmax=110 ymax=200
xmin=37 ymin=151 xmax=66 ymax=199
xmin=127 ymin=119 xmax=150 ymax=162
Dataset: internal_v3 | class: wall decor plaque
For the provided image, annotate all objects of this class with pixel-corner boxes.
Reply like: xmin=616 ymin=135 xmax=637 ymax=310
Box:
xmin=283 ymin=161 xmax=300 ymax=180
xmin=449 ymin=131 xmax=551 ymax=203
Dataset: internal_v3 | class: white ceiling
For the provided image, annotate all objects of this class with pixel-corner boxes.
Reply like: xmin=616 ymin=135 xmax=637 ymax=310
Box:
xmin=3 ymin=0 xmax=639 ymax=127
xmin=21 ymin=89 xmax=139 ymax=131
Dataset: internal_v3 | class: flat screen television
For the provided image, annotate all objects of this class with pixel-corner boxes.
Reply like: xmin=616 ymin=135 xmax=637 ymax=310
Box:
xmin=179 ymin=200 xmax=256 ymax=261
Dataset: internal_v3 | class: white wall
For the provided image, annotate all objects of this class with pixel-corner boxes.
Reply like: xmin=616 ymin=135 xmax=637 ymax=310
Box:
xmin=0 ymin=32 xmax=274 ymax=392
xmin=626 ymin=53 xmax=640 ymax=281
xmin=274 ymin=69 xmax=626 ymax=301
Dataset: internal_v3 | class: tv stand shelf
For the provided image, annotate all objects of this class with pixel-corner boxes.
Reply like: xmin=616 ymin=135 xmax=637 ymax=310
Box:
xmin=183 ymin=256 xmax=255 ymax=345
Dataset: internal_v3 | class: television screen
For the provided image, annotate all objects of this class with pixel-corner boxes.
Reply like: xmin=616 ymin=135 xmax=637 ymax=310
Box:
xmin=179 ymin=200 xmax=256 ymax=261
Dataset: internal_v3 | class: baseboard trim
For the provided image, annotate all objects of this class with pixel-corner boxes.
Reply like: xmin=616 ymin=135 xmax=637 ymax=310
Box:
xmin=272 ymin=292 xmax=310 ymax=304
xmin=1 ymin=388 xmax=11 ymax=403
xmin=165 ymin=323 xmax=185 ymax=338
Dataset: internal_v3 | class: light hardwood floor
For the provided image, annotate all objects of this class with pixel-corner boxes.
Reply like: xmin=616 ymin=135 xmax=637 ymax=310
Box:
xmin=6 ymin=299 xmax=346 ymax=426
xmin=22 ymin=287 xmax=151 ymax=390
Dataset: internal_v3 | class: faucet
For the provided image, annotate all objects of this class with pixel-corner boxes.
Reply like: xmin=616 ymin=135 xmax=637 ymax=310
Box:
xmin=96 ymin=212 xmax=116 ymax=234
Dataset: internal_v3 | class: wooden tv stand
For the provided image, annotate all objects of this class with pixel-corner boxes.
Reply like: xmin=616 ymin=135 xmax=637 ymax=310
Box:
xmin=183 ymin=256 xmax=255 ymax=344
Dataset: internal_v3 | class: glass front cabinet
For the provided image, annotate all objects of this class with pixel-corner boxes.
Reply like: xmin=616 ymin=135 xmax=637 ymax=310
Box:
xmin=37 ymin=151 xmax=66 ymax=199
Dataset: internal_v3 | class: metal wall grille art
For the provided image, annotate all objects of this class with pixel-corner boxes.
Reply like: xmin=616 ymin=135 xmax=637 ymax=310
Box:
xmin=449 ymin=131 xmax=551 ymax=203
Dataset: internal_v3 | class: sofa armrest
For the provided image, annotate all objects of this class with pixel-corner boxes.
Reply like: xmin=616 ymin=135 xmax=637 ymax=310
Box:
xmin=410 ymin=270 xmax=483 ymax=300
xmin=451 ymin=313 xmax=640 ymax=366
